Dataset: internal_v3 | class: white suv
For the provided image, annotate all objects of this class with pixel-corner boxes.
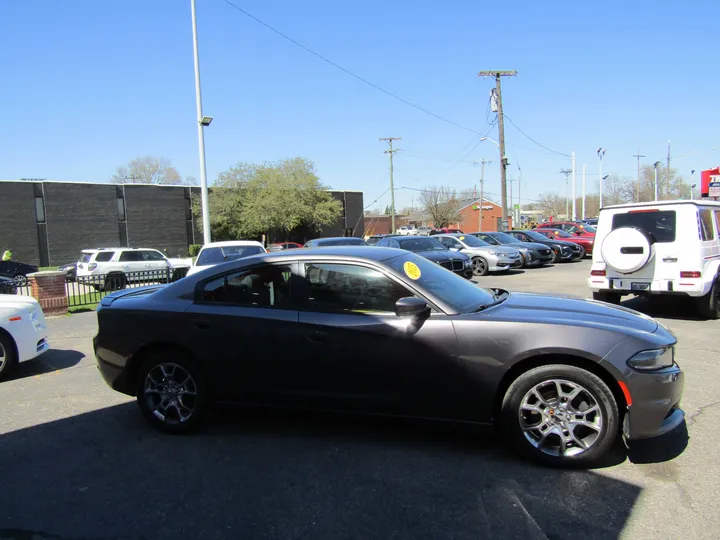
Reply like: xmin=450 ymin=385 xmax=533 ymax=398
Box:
xmin=397 ymin=226 xmax=418 ymax=236
xmin=76 ymin=248 xmax=192 ymax=290
xmin=588 ymin=200 xmax=720 ymax=318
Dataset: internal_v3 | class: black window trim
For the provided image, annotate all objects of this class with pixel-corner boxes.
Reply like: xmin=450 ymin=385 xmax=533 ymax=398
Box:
xmin=295 ymin=258 xmax=445 ymax=315
xmin=193 ymin=261 xmax=299 ymax=309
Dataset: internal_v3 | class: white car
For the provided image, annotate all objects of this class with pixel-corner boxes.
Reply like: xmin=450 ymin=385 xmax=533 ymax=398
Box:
xmin=76 ymin=248 xmax=192 ymax=290
xmin=187 ymin=241 xmax=267 ymax=276
xmin=396 ymin=226 xmax=418 ymax=236
xmin=435 ymin=233 xmax=523 ymax=276
xmin=0 ymin=295 xmax=50 ymax=380
xmin=588 ymin=200 xmax=720 ymax=318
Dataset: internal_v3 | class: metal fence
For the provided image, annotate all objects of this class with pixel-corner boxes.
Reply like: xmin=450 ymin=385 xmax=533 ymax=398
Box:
xmin=3 ymin=267 xmax=189 ymax=308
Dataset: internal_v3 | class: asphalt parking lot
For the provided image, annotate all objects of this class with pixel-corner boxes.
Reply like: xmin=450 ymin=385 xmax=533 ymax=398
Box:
xmin=1 ymin=259 xmax=718 ymax=540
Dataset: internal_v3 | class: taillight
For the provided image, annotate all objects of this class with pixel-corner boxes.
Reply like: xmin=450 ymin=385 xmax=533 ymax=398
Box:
xmin=88 ymin=263 xmax=98 ymax=271
xmin=591 ymin=269 xmax=606 ymax=276
xmin=680 ymin=271 xmax=701 ymax=278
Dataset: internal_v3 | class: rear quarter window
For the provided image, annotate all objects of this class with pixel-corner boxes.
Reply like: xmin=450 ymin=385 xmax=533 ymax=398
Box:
xmin=611 ymin=210 xmax=676 ymax=243
xmin=699 ymin=209 xmax=715 ymax=241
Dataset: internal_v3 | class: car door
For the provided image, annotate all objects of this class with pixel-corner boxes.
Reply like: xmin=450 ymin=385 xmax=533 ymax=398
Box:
xmin=292 ymin=261 xmax=462 ymax=418
xmin=184 ymin=262 xmax=302 ymax=401
xmin=141 ymin=250 xmax=171 ymax=281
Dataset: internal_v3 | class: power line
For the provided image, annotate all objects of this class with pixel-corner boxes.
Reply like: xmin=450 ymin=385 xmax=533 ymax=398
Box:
xmin=221 ymin=0 xmax=481 ymax=135
xmin=503 ymin=114 xmax=570 ymax=157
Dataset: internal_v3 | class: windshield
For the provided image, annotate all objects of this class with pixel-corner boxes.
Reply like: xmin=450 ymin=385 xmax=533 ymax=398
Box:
xmin=582 ymin=225 xmax=596 ymax=233
xmin=544 ymin=229 xmax=572 ymax=238
xmin=386 ymin=253 xmax=496 ymax=313
xmin=456 ymin=235 xmax=489 ymax=247
xmin=317 ymin=238 xmax=367 ymax=246
xmin=611 ymin=210 xmax=676 ymax=243
xmin=396 ymin=237 xmax=447 ymax=252
xmin=196 ymin=245 xmax=265 ymax=266
xmin=523 ymin=230 xmax=554 ymax=242
xmin=488 ymin=232 xmax=517 ymax=244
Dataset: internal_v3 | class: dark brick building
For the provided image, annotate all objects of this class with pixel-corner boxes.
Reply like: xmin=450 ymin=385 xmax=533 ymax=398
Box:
xmin=0 ymin=180 xmax=364 ymax=266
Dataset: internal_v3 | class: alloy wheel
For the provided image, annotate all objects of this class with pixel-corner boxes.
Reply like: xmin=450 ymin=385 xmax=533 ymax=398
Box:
xmin=518 ymin=379 xmax=603 ymax=457
xmin=13 ymin=274 xmax=27 ymax=287
xmin=472 ymin=258 xmax=487 ymax=276
xmin=143 ymin=362 xmax=198 ymax=425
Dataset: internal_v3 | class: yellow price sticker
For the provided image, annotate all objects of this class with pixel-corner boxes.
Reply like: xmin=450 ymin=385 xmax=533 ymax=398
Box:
xmin=459 ymin=236 xmax=465 ymax=240
xmin=403 ymin=261 xmax=422 ymax=280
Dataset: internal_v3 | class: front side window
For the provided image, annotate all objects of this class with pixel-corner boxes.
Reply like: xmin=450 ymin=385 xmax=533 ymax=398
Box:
xmin=477 ymin=233 xmax=500 ymax=245
xmin=201 ymin=265 xmax=292 ymax=307
xmin=611 ymin=210 xmax=676 ymax=243
xmin=79 ymin=253 xmax=92 ymax=263
xmin=440 ymin=237 xmax=460 ymax=249
xmin=304 ymin=263 xmax=413 ymax=313
xmin=141 ymin=250 xmax=166 ymax=261
xmin=396 ymin=237 xmax=446 ymax=252
xmin=510 ymin=232 xmax=531 ymax=242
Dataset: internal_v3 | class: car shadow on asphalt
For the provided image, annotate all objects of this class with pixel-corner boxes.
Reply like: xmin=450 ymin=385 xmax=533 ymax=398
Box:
xmin=621 ymin=296 xmax=707 ymax=321
xmin=627 ymin=420 xmax=690 ymax=465
xmin=7 ymin=348 xmax=85 ymax=382
xmin=0 ymin=402 xmax=643 ymax=540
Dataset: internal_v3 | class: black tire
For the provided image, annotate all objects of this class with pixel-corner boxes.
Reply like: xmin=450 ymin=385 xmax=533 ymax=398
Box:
xmin=472 ymin=257 xmax=489 ymax=276
xmin=13 ymin=274 xmax=27 ymax=287
xmin=135 ymin=350 xmax=208 ymax=434
xmin=697 ymin=279 xmax=720 ymax=320
xmin=104 ymin=273 xmax=127 ymax=292
xmin=500 ymin=364 xmax=619 ymax=467
xmin=593 ymin=291 xmax=621 ymax=304
xmin=550 ymin=250 xmax=558 ymax=264
xmin=574 ymin=246 xmax=586 ymax=260
xmin=0 ymin=332 xmax=18 ymax=381
xmin=518 ymin=253 xmax=527 ymax=269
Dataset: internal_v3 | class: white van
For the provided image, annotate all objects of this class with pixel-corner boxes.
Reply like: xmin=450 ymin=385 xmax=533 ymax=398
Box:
xmin=588 ymin=200 xmax=720 ymax=318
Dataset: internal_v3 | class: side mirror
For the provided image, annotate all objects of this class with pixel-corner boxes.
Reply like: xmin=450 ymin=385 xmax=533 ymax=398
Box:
xmin=395 ymin=297 xmax=430 ymax=319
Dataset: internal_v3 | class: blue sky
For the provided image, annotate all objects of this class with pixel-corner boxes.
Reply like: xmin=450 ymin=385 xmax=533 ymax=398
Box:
xmin=3 ymin=0 xmax=719 ymax=211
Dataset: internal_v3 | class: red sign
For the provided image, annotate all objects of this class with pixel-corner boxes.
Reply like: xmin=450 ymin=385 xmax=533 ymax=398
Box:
xmin=701 ymin=167 xmax=720 ymax=197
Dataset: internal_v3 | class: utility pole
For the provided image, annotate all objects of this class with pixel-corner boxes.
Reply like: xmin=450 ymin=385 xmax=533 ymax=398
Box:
xmin=597 ymin=148 xmax=606 ymax=208
xmin=508 ymin=177 xmax=516 ymax=226
xmin=560 ymin=169 xmax=572 ymax=218
xmin=379 ymin=137 xmax=401 ymax=233
xmin=582 ymin=164 xmax=587 ymax=219
xmin=478 ymin=70 xmax=517 ymax=227
xmin=473 ymin=159 xmax=491 ymax=231
xmin=571 ymin=152 xmax=576 ymax=220
xmin=666 ymin=140 xmax=671 ymax=200
xmin=633 ymin=147 xmax=645 ymax=202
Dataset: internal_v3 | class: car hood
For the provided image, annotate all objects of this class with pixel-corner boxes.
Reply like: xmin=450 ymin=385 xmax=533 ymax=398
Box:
xmin=0 ymin=294 xmax=40 ymax=311
xmin=487 ymin=291 xmax=659 ymax=335
xmin=505 ymin=241 xmax=549 ymax=251
xmin=414 ymin=250 xmax=468 ymax=262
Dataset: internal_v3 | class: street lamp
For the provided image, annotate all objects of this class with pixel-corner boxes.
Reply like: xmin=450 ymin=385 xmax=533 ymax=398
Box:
xmin=597 ymin=148 xmax=606 ymax=208
xmin=653 ymin=161 xmax=662 ymax=201
xmin=191 ymin=0 xmax=212 ymax=245
xmin=691 ymin=184 xmax=697 ymax=200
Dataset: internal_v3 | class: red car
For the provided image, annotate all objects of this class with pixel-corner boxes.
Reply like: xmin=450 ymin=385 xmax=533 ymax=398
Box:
xmin=535 ymin=228 xmax=594 ymax=256
xmin=540 ymin=221 xmax=596 ymax=235
xmin=266 ymin=242 xmax=303 ymax=252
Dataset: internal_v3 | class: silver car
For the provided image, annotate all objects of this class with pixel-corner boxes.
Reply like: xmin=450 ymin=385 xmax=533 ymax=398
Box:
xmin=436 ymin=233 xmax=522 ymax=276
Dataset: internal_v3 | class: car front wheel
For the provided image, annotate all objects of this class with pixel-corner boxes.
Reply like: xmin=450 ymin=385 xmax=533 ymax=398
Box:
xmin=697 ymin=279 xmax=720 ymax=320
xmin=501 ymin=364 xmax=619 ymax=467
xmin=136 ymin=351 xmax=208 ymax=434
xmin=0 ymin=333 xmax=18 ymax=381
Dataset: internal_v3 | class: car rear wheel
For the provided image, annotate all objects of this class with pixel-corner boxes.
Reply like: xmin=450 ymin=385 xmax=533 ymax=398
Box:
xmin=697 ymin=279 xmax=720 ymax=320
xmin=472 ymin=257 xmax=489 ymax=276
xmin=136 ymin=351 xmax=208 ymax=434
xmin=592 ymin=291 xmax=621 ymax=304
xmin=102 ymin=273 xmax=127 ymax=292
xmin=501 ymin=364 xmax=618 ymax=467
xmin=0 ymin=333 xmax=18 ymax=381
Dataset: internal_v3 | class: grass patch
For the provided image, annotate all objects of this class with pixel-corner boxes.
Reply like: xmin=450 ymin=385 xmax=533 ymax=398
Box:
xmin=67 ymin=290 xmax=106 ymax=314
xmin=68 ymin=303 xmax=98 ymax=314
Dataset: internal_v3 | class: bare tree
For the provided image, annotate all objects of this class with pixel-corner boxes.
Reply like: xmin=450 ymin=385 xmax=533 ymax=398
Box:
xmin=110 ymin=156 xmax=183 ymax=185
xmin=420 ymin=186 xmax=460 ymax=228
xmin=537 ymin=192 xmax=566 ymax=218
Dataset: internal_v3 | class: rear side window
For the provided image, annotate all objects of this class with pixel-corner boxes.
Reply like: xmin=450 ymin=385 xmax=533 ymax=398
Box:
xmin=699 ymin=209 xmax=715 ymax=241
xmin=611 ymin=210 xmax=676 ymax=243
xmin=94 ymin=252 xmax=114 ymax=262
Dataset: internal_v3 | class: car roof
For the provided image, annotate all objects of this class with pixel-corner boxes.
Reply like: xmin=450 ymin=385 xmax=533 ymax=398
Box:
xmin=246 ymin=246 xmax=405 ymax=262
xmin=82 ymin=247 xmax=157 ymax=253
xmin=199 ymin=241 xmax=264 ymax=248
xmin=603 ymin=199 xmax=720 ymax=210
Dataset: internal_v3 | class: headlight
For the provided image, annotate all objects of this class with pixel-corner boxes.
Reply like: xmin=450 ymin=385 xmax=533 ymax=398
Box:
xmin=627 ymin=347 xmax=674 ymax=371
xmin=464 ymin=259 xmax=472 ymax=267
xmin=488 ymin=251 xmax=505 ymax=257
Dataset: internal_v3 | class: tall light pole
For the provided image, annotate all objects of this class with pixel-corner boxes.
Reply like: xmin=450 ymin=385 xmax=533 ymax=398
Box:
xmin=597 ymin=148 xmax=606 ymax=209
xmin=560 ymin=169 xmax=572 ymax=219
xmin=571 ymin=151 xmax=576 ymax=220
xmin=653 ymin=161 xmax=661 ymax=201
xmin=473 ymin=159 xmax=491 ymax=231
xmin=191 ymin=0 xmax=212 ymax=245
xmin=581 ymin=164 xmax=586 ymax=219
xmin=691 ymin=170 xmax=696 ymax=200
xmin=480 ymin=136 xmax=510 ymax=228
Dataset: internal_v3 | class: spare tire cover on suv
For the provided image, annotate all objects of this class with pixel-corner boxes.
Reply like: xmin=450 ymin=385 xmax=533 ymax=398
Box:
xmin=601 ymin=227 xmax=654 ymax=274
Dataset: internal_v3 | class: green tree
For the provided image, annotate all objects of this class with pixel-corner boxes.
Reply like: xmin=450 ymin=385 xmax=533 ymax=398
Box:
xmin=193 ymin=158 xmax=342 ymax=241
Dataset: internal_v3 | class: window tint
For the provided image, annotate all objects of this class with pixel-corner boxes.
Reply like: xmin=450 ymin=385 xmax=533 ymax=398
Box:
xmin=699 ymin=209 xmax=715 ymax=241
xmin=396 ymin=237 xmax=446 ymax=251
xmin=304 ymin=263 xmax=413 ymax=313
xmin=141 ymin=250 xmax=166 ymax=261
xmin=456 ymin=235 xmax=488 ymax=247
xmin=196 ymin=245 xmax=265 ymax=266
xmin=440 ymin=237 xmax=460 ymax=248
xmin=201 ymin=265 xmax=292 ymax=307
xmin=611 ymin=210 xmax=676 ymax=243
xmin=477 ymin=233 xmax=500 ymax=245
xmin=94 ymin=251 xmax=114 ymax=262
xmin=119 ymin=251 xmax=141 ymax=262
xmin=79 ymin=253 xmax=92 ymax=263
xmin=315 ymin=238 xmax=367 ymax=247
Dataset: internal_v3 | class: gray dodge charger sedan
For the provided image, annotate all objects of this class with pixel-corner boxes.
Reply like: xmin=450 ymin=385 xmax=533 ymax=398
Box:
xmin=94 ymin=247 xmax=684 ymax=467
